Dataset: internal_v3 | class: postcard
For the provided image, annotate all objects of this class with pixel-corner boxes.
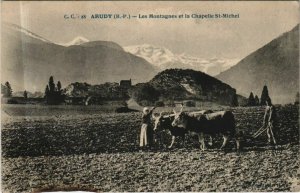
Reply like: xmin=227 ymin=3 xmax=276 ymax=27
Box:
xmin=1 ymin=1 xmax=299 ymax=192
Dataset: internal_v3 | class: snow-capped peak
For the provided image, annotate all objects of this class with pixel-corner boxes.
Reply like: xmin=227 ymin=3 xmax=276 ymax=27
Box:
xmin=60 ymin=36 xmax=89 ymax=47
xmin=124 ymin=44 xmax=177 ymax=67
xmin=124 ymin=44 xmax=240 ymax=76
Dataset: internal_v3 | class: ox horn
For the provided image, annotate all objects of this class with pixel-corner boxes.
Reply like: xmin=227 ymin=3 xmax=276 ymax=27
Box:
xmin=173 ymin=108 xmax=177 ymax=114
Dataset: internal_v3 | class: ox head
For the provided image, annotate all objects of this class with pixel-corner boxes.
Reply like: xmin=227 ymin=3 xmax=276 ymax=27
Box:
xmin=171 ymin=106 xmax=187 ymax=128
xmin=153 ymin=112 xmax=175 ymax=131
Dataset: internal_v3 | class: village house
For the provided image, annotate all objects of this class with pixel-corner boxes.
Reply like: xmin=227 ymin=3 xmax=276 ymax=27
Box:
xmin=119 ymin=79 xmax=132 ymax=89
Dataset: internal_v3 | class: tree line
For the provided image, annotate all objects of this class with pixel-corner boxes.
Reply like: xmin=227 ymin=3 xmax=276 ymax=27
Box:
xmin=2 ymin=80 xmax=300 ymax=106
xmin=247 ymin=85 xmax=273 ymax=106
xmin=1 ymin=76 xmax=65 ymax=105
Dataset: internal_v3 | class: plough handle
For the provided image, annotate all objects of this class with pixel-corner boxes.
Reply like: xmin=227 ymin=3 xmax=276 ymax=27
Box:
xmin=253 ymin=126 xmax=265 ymax=136
xmin=253 ymin=126 xmax=268 ymax=138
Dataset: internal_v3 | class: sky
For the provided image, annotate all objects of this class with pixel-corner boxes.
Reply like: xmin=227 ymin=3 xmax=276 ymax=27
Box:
xmin=1 ymin=1 xmax=299 ymax=60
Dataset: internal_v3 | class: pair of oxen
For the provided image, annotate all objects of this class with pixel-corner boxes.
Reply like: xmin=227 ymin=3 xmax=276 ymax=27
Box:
xmin=152 ymin=108 xmax=241 ymax=151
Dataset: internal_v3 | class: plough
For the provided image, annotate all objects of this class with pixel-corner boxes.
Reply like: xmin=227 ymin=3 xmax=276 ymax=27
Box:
xmin=252 ymin=126 xmax=268 ymax=138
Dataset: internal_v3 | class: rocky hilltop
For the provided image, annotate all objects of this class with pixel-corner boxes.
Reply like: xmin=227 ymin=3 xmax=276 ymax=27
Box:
xmin=130 ymin=69 xmax=238 ymax=106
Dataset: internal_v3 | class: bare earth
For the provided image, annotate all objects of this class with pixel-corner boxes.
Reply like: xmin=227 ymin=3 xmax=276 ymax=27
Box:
xmin=1 ymin=105 xmax=299 ymax=192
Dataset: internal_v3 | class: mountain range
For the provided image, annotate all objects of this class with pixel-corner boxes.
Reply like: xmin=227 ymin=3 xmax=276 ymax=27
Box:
xmin=217 ymin=25 xmax=299 ymax=104
xmin=124 ymin=44 xmax=239 ymax=76
xmin=1 ymin=23 xmax=157 ymax=92
xmin=2 ymin=22 xmax=298 ymax=104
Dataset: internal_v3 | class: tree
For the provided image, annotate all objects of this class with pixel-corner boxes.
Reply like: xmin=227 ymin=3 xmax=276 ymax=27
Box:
xmin=49 ymin=76 xmax=56 ymax=93
xmin=295 ymin=92 xmax=299 ymax=105
xmin=254 ymin=95 xmax=260 ymax=106
xmin=23 ymin=90 xmax=28 ymax=99
xmin=129 ymin=83 xmax=160 ymax=105
xmin=2 ymin=82 xmax=12 ymax=97
xmin=247 ymin=92 xmax=256 ymax=106
xmin=5 ymin=82 xmax=12 ymax=97
xmin=44 ymin=85 xmax=50 ymax=104
xmin=1 ymin=84 xmax=6 ymax=96
xmin=231 ymin=94 xmax=239 ymax=107
xmin=260 ymin=85 xmax=272 ymax=105
xmin=45 ymin=85 xmax=50 ymax=96
xmin=45 ymin=76 xmax=65 ymax=105
xmin=57 ymin=81 xmax=62 ymax=92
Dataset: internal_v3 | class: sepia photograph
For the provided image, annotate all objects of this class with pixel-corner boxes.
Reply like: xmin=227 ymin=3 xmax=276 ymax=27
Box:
xmin=1 ymin=1 xmax=299 ymax=192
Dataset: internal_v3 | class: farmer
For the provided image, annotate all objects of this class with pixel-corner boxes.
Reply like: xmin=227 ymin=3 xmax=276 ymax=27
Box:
xmin=140 ymin=106 xmax=156 ymax=150
xmin=263 ymin=99 xmax=277 ymax=145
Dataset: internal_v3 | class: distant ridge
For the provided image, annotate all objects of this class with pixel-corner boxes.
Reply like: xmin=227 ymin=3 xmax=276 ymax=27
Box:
xmin=216 ymin=25 xmax=299 ymax=104
xmin=1 ymin=23 xmax=157 ymax=92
